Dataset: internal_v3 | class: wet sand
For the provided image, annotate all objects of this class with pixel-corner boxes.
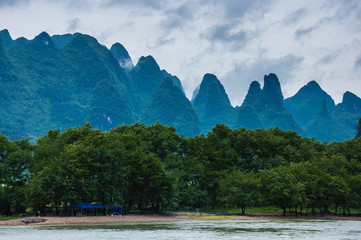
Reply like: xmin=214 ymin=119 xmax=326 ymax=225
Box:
xmin=1 ymin=213 xmax=360 ymax=226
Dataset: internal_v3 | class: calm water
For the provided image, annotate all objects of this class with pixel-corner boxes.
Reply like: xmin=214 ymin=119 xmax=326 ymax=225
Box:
xmin=1 ymin=220 xmax=360 ymax=240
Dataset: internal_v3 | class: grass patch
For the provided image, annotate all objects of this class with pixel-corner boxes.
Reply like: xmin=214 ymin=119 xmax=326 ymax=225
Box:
xmin=0 ymin=216 xmax=21 ymax=221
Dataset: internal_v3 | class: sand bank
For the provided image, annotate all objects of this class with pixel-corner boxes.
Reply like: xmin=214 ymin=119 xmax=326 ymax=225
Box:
xmin=1 ymin=213 xmax=360 ymax=226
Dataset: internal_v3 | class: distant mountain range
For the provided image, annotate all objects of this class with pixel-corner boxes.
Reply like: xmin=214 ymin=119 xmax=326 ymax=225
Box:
xmin=0 ymin=29 xmax=360 ymax=142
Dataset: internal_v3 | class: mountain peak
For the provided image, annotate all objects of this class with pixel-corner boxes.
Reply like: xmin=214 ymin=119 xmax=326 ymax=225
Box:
xmin=51 ymin=33 xmax=75 ymax=48
xmin=161 ymin=69 xmax=184 ymax=92
xmin=192 ymin=73 xmax=234 ymax=132
xmin=201 ymin=73 xmax=218 ymax=85
xmin=136 ymin=55 xmax=159 ymax=69
xmin=33 ymin=31 xmax=56 ymax=48
xmin=110 ymin=43 xmax=131 ymax=59
xmin=306 ymin=80 xmax=321 ymax=89
xmin=0 ymin=29 xmax=13 ymax=48
xmin=284 ymin=79 xmax=335 ymax=127
xmin=263 ymin=73 xmax=283 ymax=101
xmin=242 ymin=81 xmax=261 ymax=106
xmin=340 ymin=91 xmax=361 ymax=112
xmin=110 ymin=42 xmax=133 ymax=69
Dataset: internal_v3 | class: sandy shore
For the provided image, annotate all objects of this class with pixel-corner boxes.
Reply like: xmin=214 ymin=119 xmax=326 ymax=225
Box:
xmin=1 ymin=213 xmax=360 ymax=226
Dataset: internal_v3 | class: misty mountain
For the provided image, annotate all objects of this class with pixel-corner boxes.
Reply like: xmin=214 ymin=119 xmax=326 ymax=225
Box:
xmin=305 ymin=100 xmax=344 ymax=142
xmin=192 ymin=73 xmax=235 ymax=133
xmin=284 ymin=81 xmax=335 ymax=128
xmin=0 ymin=29 xmax=360 ymax=142
xmin=141 ymin=78 xmax=200 ymax=136
xmin=235 ymin=74 xmax=303 ymax=133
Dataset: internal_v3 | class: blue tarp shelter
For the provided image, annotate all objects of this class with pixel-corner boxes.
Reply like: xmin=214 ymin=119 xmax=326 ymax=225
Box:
xmin=71 ymin=202 xmax=107 ymax=216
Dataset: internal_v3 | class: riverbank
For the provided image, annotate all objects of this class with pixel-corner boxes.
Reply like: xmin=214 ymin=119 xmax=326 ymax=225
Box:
xmin=1 ymin=212 xmax=361 ymax=226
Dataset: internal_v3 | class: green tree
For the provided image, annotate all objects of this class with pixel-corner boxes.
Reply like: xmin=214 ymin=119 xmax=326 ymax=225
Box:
xmin=220 ymin=171 xmax=260 ymax=214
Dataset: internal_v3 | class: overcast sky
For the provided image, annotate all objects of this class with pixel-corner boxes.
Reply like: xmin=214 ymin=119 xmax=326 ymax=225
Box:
xmin=1 ymin=0 xmax=360 ymax=106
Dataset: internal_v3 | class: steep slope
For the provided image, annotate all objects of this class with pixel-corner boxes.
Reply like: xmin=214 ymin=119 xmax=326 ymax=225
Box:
xmin=4 ymin=32 xmax=64 ymax=136
xmin=0 ymin=34 xmax=28 ymax=139
xmin=192 ymin=73 xmax=235 ymax=133
xmin=2 ymin=31 xmax=137 ymax=139
xmin=0 ymin=29 xmax=14 ymax=48
xmin=141 ymin=78 xmax=200 ymax=136
xmin=62 ymin=34 xmax=137 ymax=114
xmin=161 ymin=69 xmax=184 ymax=92
xmin=332 ymin=91 xmax=361 ymax=139
xmin=130 ymin=55 xmax=165 ymax=113
xmin=306 ymin=100 xmax=344 ymax=142
xmin=284 ymin=81 xmax=335 ymax=127
xmin=89 ymin=79 xmax=135 ymax=130
xmin=235 ymin=73 xmax=303 ymax=133
xmin=110 ymin=42 xmax=134 ymax=69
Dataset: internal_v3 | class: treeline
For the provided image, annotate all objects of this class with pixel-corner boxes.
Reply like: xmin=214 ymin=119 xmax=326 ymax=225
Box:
xmin=1 ymin=123 xmax=361 ymax=216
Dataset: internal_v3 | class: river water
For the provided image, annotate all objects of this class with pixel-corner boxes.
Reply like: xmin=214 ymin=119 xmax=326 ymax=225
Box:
xmin=1 ymin=220 xmax=360 ymax=240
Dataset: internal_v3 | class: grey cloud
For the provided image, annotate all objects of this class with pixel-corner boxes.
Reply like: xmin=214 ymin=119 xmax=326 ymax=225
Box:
xmin=323 ymin=0 xmax=361 ymax=21
xmin=147 ymin=37 xmax=175 ymax=49
xmin=0 ymin=0 xmax=29 ymax=8
xmin=318 ymin=51 xmax=340 ymax=65
xmin=205 ymin=23 xmax=247 ymax=42
xmin=101 ymin=0 xmax=167 ymax=10
xmin=202 ymin=23 xmax=250 ymax=51
xmin=354 ymin=56 xmax=361 ymax=69
xmin=222 ymin=54 xmax=303 ymax=105
xmin=66 ymin=18 xmax=80 ymax=32
xmin=294 ymin=17 xmax=329 ymax=40
xmin=161 ymin=2 xmax=195 ymax=30
xmin=204 ymin=0 xmax=272 ymax=20
xmin=283 ymin=8 xmax=307 ymax=25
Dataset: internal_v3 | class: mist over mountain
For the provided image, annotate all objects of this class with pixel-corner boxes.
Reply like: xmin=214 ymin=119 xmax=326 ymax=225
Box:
xmin=0 ymin=29 xmax=360 ymax=142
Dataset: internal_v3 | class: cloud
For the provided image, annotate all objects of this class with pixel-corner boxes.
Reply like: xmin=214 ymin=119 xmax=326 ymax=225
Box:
xmin=0 ymin=0 xmax=29 ymax=8
xmin=161 ymin=2 xmax=195 ymax=30
xmin=283 ymin=8 xmax=307 ymax=25
xmin=66 ymin=18 xmax=80 ymax=32
xmin=204 ymin=23 xmax=246 ymax=43
xmin=294 ymin=17 xmax=329 ymax=40
xmin=147 ymin=37 xmax=175 ymax=49
xmin=354 ymin=56 xmax=361 ymax=69
xmin=222 ymin=54 xmax=304 ymax=106
xmin=204 ymin=0 xmax=272 ymax=20
xmin=324 ymin=0 xmax=361 ymax=21
xmin=318 ymin=51 xmax=340 ymax=65
xmin=101 ymin=0 xmax=167 ymax=10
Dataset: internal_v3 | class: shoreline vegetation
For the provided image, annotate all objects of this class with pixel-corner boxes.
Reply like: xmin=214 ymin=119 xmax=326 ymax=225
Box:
xmin=2 ymin=123 xmax=361 ymax=220
xmin=1 ymin=212 xmax=361 ymax=226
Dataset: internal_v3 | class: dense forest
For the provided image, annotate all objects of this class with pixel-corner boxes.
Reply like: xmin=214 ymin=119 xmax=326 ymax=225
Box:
xmin=1 ymin=122 xmax=361 ymax=217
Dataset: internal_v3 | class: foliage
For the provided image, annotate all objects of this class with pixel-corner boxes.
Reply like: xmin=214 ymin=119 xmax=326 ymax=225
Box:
xmin=1 ymin=123 xmax=361 ymax=216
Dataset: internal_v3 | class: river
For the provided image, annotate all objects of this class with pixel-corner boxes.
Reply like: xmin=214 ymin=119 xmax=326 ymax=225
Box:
xmin=1 ymin=220 xmax=360 ymax=239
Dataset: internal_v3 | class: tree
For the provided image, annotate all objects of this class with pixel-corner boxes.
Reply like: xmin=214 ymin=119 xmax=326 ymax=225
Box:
xmin=220 ymin=171 xmax=260 ymax=214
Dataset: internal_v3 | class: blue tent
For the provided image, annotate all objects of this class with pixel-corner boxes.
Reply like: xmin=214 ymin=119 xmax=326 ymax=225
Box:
xmin=71 ymin=202 xmax=107 ymax=216
xmin=71 ymin=202 xmax=94 ymax=209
